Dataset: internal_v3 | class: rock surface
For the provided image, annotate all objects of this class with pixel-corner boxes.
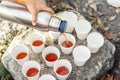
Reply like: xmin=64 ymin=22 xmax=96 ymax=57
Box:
xmin=68 ymin=39 xmax=115 ymax=80
xmin=2 ymin=27 xmax=115 ymax=80
xmin=64 ymin=0 xmax=120 ymax=34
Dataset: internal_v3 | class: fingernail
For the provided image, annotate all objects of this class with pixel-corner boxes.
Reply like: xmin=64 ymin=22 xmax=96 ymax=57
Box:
xmin=32 ymin=22 xmax=36 ymax=26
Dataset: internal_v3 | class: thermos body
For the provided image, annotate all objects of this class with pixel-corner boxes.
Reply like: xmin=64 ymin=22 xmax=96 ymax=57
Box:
xmin=0 ymin=1 xmax=67 ymax=33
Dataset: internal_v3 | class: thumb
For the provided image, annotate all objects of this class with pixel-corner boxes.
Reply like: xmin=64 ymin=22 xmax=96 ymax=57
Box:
xmin=31 ymin=11 xmax=38 ymax=26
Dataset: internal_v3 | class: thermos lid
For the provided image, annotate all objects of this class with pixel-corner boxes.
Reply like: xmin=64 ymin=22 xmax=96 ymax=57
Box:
xmin=59 ymin=20 xmax=67 ymax=33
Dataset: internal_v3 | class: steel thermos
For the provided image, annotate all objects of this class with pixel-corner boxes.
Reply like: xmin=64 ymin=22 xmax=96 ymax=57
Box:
xmin=0 ymin=1 xmax=67 ymax=33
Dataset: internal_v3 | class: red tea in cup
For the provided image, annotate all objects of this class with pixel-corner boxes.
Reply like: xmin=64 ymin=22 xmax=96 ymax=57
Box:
xmin=45 ymin=53 xmax=58 ymax=62
xmin=61 ymin=40 xmax=73 ymax=48
xmin=32 ymin=40 xmax=43 ymax=46
xmin=16 ymin=52 xmax=27 ymax=59
xmin=56 ymin=66 xmax=69 ymax=75
xmin=26 ymin=68 xmax=39 ymax=77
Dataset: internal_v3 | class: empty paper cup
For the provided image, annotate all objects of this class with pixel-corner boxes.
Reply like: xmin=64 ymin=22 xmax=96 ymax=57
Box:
xmin=49 ymin=31 xmax=61 ymax=39
xmin=22 ymin=60 xmax=41 ymax=80
xmin=73 ymin=45 xmax=91 ymax=66
xmin=56 ymin=11 xmax=77 ymax=33
xmin=42 ymin=46 xmax=60 ymax=67
xmin=58 ymin=33 xmax=76 ymax=54
xmin=107 ymin=0 xmax=120 ymax=7
xmin=28 ymin=31 xmax=46 ymax=53
xmin=87 ymin=32 xmax=104 ymax=53
xmin=39 ymin=74 xmax=56 ymax=80
xmin=75 ymin=19 xmax=91 ymax=40
xmin=53 ymin=59 xmax=72 ymax=80
xmin=10 ymin=44 xmax=29 ymax=66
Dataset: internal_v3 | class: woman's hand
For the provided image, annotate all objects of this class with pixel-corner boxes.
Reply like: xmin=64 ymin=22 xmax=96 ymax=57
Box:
xmin=24 ymin=0 xmax=54 ymax=26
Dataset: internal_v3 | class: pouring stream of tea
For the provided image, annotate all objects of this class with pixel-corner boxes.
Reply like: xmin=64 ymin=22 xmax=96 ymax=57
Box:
xmin=62 ymin=33 xmax=69 ymax=45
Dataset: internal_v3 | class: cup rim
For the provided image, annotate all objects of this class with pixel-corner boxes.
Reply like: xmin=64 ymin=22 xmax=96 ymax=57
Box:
xmin=28 ymin=31 xmax=46 ymax=46
xmin=22 ymin=60 xmax=41 ymax=78
xmin=73 ymin=45 xmax=91 ymax=61
xmin=42 ymin=46 xmax=60 ymax=63
xmin=75 ymin=19 xmax=92 ymax=34
xmin=11 ymin=44 xmax=29 ymax=61
xmin=87 ymin=32 xmax=104 ymax=47
xmin=58 ymin=33 xmax=76 ymax=49
xmin=56 ymin=11 xmax=77 ymax=23
xmin=53 ymin=59 xmax=72 ymax=77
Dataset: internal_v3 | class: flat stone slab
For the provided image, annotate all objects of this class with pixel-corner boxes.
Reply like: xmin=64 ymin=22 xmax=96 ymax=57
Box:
xmin=2 ymin=27 xmax=115 ymax=80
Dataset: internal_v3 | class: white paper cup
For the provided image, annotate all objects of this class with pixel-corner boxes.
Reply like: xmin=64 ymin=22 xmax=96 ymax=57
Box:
xmin=42 ymin=46 xmax=60 ymax=67
xmin=58 ymin=33 xmax=76 ymax=54
xmin=39 ymin=74 xmax=56 ymax=80
xmin=48 ymin=31 xmax=61 ymax=39
xmin=73 ymin=45 xmax=91 ymax=66
xmin=107 ymin=0 xmax=120 ymax=7
xmin=22 ymin=60 xmax=41 ymax=80
xmin=87 ymin=32 xmax=104 ymax=53
xmin=56 ymin=11 xmax=77 ymax=33
xmin=53 ymin=59 xmax=72 ymax=80
xmin=10 ymin=44 xmax=29 ymax=66
xmin=28 ymin=31 xmax=46 ymax=53
xmin=75 ymin=19 xmax=92 ymax=40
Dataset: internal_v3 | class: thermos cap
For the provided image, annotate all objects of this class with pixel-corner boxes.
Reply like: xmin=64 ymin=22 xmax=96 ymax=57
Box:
xmin=59 ymin=20 xmax=67 ymax=33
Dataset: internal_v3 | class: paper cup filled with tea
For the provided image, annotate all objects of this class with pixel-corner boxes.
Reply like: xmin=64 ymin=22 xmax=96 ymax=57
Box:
xmin=53 ymin=59 xmax=72 ymax=80
xmin=42 ymin=46 xmax=60 ymax=67
xmin=27 ymin=31 xmax=46 ymax=53
xmin=58 ymin=33 xmax=76 ymax=54
xmin=10 ymin=44 xmax=29 ymax=66
xmin=22 ymin=60 xmax=41 ymax=80
xmin=87 ymin=32 xmax=104 ymax=53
